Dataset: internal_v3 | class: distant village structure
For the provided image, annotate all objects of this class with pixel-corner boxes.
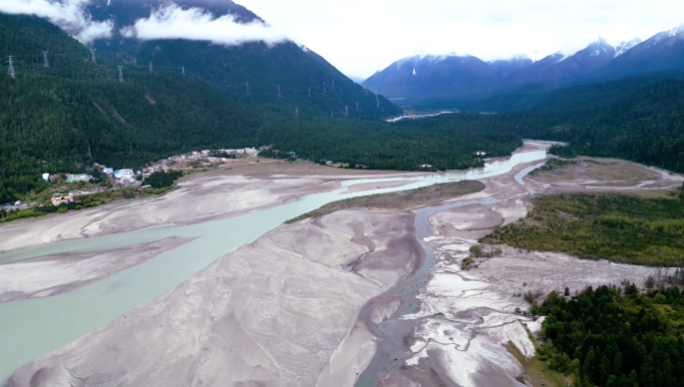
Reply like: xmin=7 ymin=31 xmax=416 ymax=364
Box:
xmin=9 ymin=147 xmax=262 ymax=209
xmin=50 ymin=194 xmax=73 ymax=207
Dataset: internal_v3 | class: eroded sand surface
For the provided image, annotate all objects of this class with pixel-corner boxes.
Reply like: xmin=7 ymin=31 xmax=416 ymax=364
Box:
xmin=0 ymin=238 xmax=191 ymax=302
xmin=6 ymin=209 xmax=422 ymax=387
xmin=0 ymin=164 xmax=416 ymax=254
xmin=372 ymin=158 xmax=668 ymax=387
xmin=4 ymin=144 xmax=680 ymax=387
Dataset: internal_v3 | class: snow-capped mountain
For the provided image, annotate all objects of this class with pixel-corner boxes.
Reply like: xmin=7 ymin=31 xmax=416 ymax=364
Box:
xmin=517 ymin=38 xmax=617 ymax=84
xmin=597 ymin=25 xmax=684 ymax=79
xmin=612 ymin=38 xmax=643 ymax=57
xmin=363 ymin=54 xmax=499 ymax=99
xmin=362 ymin=32 xmax=656 ymax=104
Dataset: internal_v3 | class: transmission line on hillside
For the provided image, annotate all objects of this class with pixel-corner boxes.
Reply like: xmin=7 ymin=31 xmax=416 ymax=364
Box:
xmin=2 ymin=48 xmax=387 ymax=118
xmin=7 ymin=56 xmax=15 ymax=79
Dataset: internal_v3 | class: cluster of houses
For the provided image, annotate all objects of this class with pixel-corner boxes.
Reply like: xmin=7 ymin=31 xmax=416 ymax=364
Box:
xmin=50 ymin=194 xmax=74 ymax=207
xmin=35 ymin=148 xmax=262 ymax=208
xmin=147 ymin=147 xmax=260 ymax=173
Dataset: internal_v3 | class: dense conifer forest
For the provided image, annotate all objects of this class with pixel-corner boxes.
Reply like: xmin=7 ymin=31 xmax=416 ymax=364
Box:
xmin=0 ymin=14 xmax=524 ymax=203
xmin=401 ymin=77 xmax=684 ymax=176
xmin=3 ymin=13 xmax=684 ymax=206
xmin=537 ymin=285 xmax=684 ymax=387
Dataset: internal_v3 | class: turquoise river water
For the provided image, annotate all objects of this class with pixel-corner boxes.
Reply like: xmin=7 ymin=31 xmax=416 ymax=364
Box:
xmin=0 ymin=150 xmax=546 ymax=383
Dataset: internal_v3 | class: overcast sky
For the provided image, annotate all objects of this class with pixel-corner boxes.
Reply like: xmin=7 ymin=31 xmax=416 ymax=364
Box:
xmin=3 ymin=0 xmax=684 ymax=80
xmin=238 ymin=0 xmax=684 ymax=79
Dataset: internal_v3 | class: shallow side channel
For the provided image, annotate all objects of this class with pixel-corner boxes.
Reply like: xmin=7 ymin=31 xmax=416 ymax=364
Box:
xmin=0 ymin=150 xmax=547 ymax=383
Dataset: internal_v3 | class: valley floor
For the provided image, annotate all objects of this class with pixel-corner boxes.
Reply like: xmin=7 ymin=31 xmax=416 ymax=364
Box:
xmin=1 ymin=144 xmax=682 ymax=387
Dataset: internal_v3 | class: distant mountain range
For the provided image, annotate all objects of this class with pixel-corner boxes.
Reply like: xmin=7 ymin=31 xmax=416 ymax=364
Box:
xmin=363 ymin=26 xmax=684 ymax=106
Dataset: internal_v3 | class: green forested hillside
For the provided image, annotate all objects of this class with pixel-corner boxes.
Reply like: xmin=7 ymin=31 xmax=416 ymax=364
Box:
xmin=95 ymin=39 xmax=401 ymax=120
xmin=257 ymin=115 xmax=522 ymax=171
xmin=401 ymin=77 xmax=684 ymax=175
xmin=427 ymin=71 xmax=684 ymax=113
xmin=0 ymin=14 xmax=527 ymax=203
xmin=515 ymin=80 xmax=684 ymax=173
xmin=0 ymin=14 xmax=265 ymax=202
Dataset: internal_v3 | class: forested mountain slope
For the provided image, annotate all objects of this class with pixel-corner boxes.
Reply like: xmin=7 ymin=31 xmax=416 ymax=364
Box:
xmin=539 ymin=79 xmax=684 ymax=172
xmin=1 ymin=13 xmax=526 ymax=204
xmin=0 ymin=14 xmax=260 ymax=203
xmin=399 ymin=78 xmax=684 ymax=175
xmin=448 ymin=71 xmax=684 ymax=113
xmin=86 ymin=0 xmax=399 ymax=120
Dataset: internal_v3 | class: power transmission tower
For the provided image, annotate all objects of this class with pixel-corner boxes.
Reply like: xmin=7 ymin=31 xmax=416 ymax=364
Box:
xmin=295 ymin=107 xmax=299 ymax=117
xmin=356 ymin=102 xmax=359 ymax=110
xmin=246 ymin=83 xmax=250 ymax=94
xmin=149 ymin=61 xmax=153 ymax=72
xmin=182 ymin=66 xmax=185 ymax=75
xmin=42 ymin=51 xmax=49 ymax=68
xmin=376 ymin=94 xmax=380 ymax=108
xmin=7 ymin=56 xmax=15 ymax=79
xmin=118 ymin=66 xmax=124 ymax=82
xmin=277 ymin=85 xmax=281 ymax=97
xmin=90 ymin=49 xmax=96 ymax=63
xmin=345 ymin=106 xmax=349 ymax=116
xmin=88 ymin=146 xmax=92 ymax=158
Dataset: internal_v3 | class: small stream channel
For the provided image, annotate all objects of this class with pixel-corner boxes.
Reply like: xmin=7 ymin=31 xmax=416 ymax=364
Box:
xmin=355 ymin=162 xmax=546 ymax=387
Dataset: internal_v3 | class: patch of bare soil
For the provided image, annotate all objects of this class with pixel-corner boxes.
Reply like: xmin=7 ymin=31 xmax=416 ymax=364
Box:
xmin=6 ymin=209 xmax=422 ymax=387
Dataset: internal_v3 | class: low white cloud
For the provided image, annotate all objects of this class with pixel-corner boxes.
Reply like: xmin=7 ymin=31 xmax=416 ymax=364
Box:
xmin=0 ymin=0 xmax=113 ymax=44
xmin=120 ymin=5 xmax=287 ymax=46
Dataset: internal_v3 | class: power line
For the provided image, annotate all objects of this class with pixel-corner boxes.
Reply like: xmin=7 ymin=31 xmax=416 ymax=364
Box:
xmin=3 ymin=48 xmax=387 ymax=120
xmin=7 ymin=56 xmax=15 ymax=79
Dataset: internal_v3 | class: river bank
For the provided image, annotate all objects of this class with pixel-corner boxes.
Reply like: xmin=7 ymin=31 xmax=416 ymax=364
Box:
xmin=358 ymin=154 xmax=680 ymax=387
xmin=1 ymin=144 xmax=548 ymax=386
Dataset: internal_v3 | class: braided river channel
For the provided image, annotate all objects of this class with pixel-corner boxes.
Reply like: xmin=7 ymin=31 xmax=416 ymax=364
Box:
xmin=0 ymin=148 xmax=546 ymax=383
